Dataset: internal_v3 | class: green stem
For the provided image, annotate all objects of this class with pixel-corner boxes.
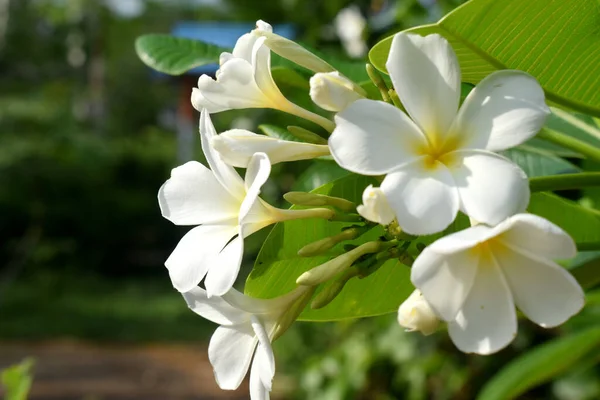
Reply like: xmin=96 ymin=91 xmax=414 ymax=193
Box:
xmin=529 ymin=172 xmax=600 ymax=192
xmin=537 ymin=128 xmax=600 ymax=163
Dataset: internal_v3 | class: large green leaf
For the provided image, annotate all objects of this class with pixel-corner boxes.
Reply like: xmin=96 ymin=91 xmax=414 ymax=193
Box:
xmin=292 ymin=160 xmax=351 ymax=192
xmin=135 ymin=34 xmax=228 ymax=75
xmin=245 ymin=174 xmax=413 ymax=321
xmin=477 ymin=327 xmax=600 ymax=400
xmin=502 ymin=146 xmax=580 ymax=177
xmin=369 ymin=0 xmax=600 ymax=116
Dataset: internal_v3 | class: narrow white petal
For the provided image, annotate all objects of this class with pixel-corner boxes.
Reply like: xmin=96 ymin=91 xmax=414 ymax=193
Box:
xmin=411 ymin=246 xmax=479 ymax=321
xmin=182 ymin=287 xmax=249 ymax=326
xmin=191 ymin=86 xmax=228 ymax=113
xmin=165 ymin=224 xmax=238 ymax=293
xmin=496 ymin=243 xmax=584 ymax=328
xmin=381 ymin=159 xmax=459 ymax=235
xmin=452 ymin=70 xmax=550 ymax=151
xmin=199 ymin=109 xmax=246 ymax=199
xmin=251 ymin=316 xmax=276 ymax=389
xmin=205 ymin=233 xmax=245 ymax=298
xmin=251 ymin=36 xmax=287 ymax=106
xmin=158 ymin=161 xmax=240 ymax=225
xmin=239 ymin=153 xmax=273 ymax=228
xmin=386 ymin=33 xmax=460 ymax=138
xmin=448 ymin=257 xmax=517 ymax=355
xmin=250 ymin=350 xmax=271 ymax=400
xmin=212 ymin=129 xmax=330 ymax=168
xmin=497 ymin=214 xmax=577 ymax=260
xmin=329 ymin=99 xmax=427 ymax=175
xmin=450 ymin=150 xmax=529 ymax=226
xmin=208 ymin=325 xmax=257 ymax=390
xmin=356 ymin=185 xmax=396 ymax=225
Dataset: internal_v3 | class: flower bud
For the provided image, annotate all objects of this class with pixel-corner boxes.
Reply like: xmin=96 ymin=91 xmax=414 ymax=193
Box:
xmin=309 ymin=72 xmax=364 ymax=112
xmin=397 ymin=289 xmax=440 ymax=336
xmin=357 ymin=185 xmax=395 ymax=225
xmin=283 ymin=192 xmax=356 ymax=212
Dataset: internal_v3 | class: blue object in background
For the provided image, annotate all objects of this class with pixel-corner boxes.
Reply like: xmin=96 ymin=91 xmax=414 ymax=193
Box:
xmin=171 ymin=21 xmax=297 ymax=75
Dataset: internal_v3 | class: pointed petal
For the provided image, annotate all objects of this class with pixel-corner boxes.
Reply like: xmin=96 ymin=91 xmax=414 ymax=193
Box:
xmin=212 ymin=129 xmax=330 ymax=168
xmin=158 ymin=161 xmax=240 ymax=225
xmin=497 ymin=244 xmax=584 ymax=328
xmin=450 ymin=150 xmax=529 ymax=226
xmin=205 ymin=233 xmax=245 ymax=297
xmin=497 ymin=213 xmax=577 ymax=260
xmin=448 ymin=257 xmax=517 ymax=355
xmin=208 ymin=325 xmax=257 ymax=390
xmin=200 ymin=109 xmax=246 ymax=199
xmin=411 ymin=245 xmax=479 ymax=321
xmin=251 ymin=316 xmax=275 ymax=390
xmin=249 ymin=351 xmax=271 ymax=400
xmin=182 ymin=287 xmax=249 ymax=326
xmin=329 ymin=99 xmax=426 ymax=175
xmin=165 ymin=224 xmax=238 ymax=293
xmin=386 ymin=33 xmax=460 ymax=138
xmin=452 ymin=70 xmax=550 ymax=151
xmin=381 ymin=159 xmax=459 ymax=235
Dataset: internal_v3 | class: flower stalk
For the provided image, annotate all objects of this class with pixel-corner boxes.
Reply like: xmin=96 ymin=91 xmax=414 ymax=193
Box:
xmin=537 ymin=128 xmax=600 ymax=163
xmin=298 ymin=225 xmax=372 ymax=257
xmin=529 ymin=172 xmax=600 ymax=192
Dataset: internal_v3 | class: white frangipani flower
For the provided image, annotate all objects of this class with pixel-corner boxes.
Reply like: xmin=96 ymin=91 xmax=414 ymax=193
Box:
xmin=412 ymin=213 xmax=584 ymax=355
xmin=211 ymin=129 xmax=330 ymax=168
xmin=309 ymin=71 xmax=365 ymax=112
xmin=356 ymin=185 xmax=395 ymax=225
xmin=159 ymin=110 xmax=334 ymax=296
xmin=397 ymin=289 xmax=440 ymax=336
xmin=192 ymin=21 xmax=334 ymax=132
xmin=329 ymin=32 xmax=550 ymax=235
xmin=183 ymin=286 xmax=312 ymax=400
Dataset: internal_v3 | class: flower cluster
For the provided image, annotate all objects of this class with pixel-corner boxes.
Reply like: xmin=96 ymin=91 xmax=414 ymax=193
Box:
xmin=159 ymin=20 xmax=585 ymax=398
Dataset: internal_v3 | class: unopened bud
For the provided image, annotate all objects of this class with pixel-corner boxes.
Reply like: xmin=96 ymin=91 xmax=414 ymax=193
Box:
xmin=284 ymin=192 xmax=356 ymax=212
xmin=397 ymin=289 xmax=439 ymax=336
xmin=287 ymin=126 xmax=328 ymax=145
xmin=311 ymin=268 xmax=358 ymax=309
xmin=310 ymin=71 xmax=364 ymax=112
xmin=298 ymin=227 xmax=367 ymax=257
xmin=272 ymin=286 xmax=316 ymax=340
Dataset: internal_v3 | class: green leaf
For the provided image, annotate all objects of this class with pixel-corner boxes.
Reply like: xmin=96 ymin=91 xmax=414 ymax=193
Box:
xmin=1 ymin=358 xmax=34 ymax=400
xmin=135 ymin=34 xmax=228 ymax=75
xmin=292 ymin=160 xmax=351 ymax=192
xmin=271 ymin=66 xmax=310 ymax=91
xmin=258 ymin=124 xmax=299 ymax=142
xmin=528 ymin=193 xmax=600 ymax=249
xmin=369 ymin=0 xmax=600 ymax=116
xmin=477 ymin=327 xmax=600 ymax=400
xmin=502 ymin=146 xmax=580 ymax=177
xmin=246 ymin=174 xmax=413 ymax=321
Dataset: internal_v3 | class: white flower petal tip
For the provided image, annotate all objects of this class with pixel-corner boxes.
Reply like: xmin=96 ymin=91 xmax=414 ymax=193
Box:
xmin=328 ymin=33 xmax=537 ymax=232
xmin=211 ymin=129 xmax=330 ymax=168
xmin=309 ymin=71 xmax=364 ymax=112
xmin=356 ymin=185 xmax=395 ymax=225
xmin=397 ymin=289 xmax=440 ymax=336
xmin=412 ymin=213 xmax=584 ymax=355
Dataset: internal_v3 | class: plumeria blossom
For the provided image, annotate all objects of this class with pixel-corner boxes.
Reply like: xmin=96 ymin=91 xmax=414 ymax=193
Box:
xmin=397 ymin=289 xmax=439 ymax=336
xmin=309 ymin=71 xmax=365 ymax=112
xmin=411 ymin=213 xmax=584 ymax=355
xmin=159 ymin=110 xmax=334 ymax=296
xmin=211 ymin=129 xmax=330 ymax=168
xmin=356 ymin=184 xmax=395 ymax=225
xmin=192 ymin=20 xmax=334 ymax=132
xmin=328 ymin=32 xmax=550 ymax=235
xmin=183 ymin=286 xmax=312 ymax=400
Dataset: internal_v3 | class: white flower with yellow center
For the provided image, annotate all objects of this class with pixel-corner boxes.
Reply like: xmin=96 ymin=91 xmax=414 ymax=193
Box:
xmin=412 ymin=214 xmax=584 ymax=354
xmin=328 ymin=32 xmax=550 ymax=234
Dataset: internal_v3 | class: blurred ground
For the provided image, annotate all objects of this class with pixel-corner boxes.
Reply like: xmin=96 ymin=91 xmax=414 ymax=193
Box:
xmin=0 ymin=341 xmax=248 ymax=400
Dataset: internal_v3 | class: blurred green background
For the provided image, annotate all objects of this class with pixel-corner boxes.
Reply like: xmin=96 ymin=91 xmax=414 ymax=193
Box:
xmin=1 ymin=0 xmax=599 ymax=399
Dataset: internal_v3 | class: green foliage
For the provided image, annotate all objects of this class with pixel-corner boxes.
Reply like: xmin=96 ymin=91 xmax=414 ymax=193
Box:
xmin=502 ymin=146 xmax=580 ymax=177
xmin=1 ymin=359 xmax=34 ymax=400
xmin=477 ymin=327 xmax=600 ymax=400
xmin=369 ymin=0 xmax=600 ymax=116
xmin=135 ymin=34 xmax=228 ymax=75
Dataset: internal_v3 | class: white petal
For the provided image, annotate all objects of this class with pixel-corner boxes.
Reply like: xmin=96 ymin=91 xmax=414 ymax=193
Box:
xmin=199 ymin=109 xmax=246 ymax=199
xmin=428 ymin=224 xmax=498 ymax=254
xmin=309 ymin=71 xmax=364 ymax=112
xmin=191 ymin=86 xmax=228 ymax=113
xmin=197 ymin=58 xmax=272 ymax=110
xmin=329 ymin=99 xmax=427 ymax=175
xmin=251 ymin=36 xmax=286 ymax=106
xmin=497 ymin=213 xmax=577 ymax=260
xmin=212 ymin=129 xmax=330 ymax=168
xmin=205 ymin=233 xmax=245 ymax=298
xmin=386 ymin=33 xmax=460 ymax=138
xmin=356 ymin=185 xmax=395 ymax=225
xmin=182 ymin=287 xmax=249 ymax=326
xmin=165 ymin=224 xmax=238 ymax=293
xmin=452 ymin=70 xmax=550 ymax=151
xmin=239 ymin=153 xmax=273 ymax=225
xmin=232 ymin=33 xmax=257 ymax=63
xmin=450 ymin=150 xmax=529 ymax=226
xmin=223 ymin=285 xmax=309 ymax=316
xmin=448 ymin=257 xmax=517 ymax=355
xmin=158 ymin=161 xmax=240 ymax=225
xmin=209 ymin=325 xmax=257 ymax=390
xmin=249 ymin=350 xmax=271 ymax=400
xmin=496 ymin=243 xmax=584 ymax=328
xmin=251 ymin=316 xmax=275 ymax=389
xmin=381 ymin=159 xmax=459 ymax=235
xmin=411 ymin=245 xmax=479 ymax=321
